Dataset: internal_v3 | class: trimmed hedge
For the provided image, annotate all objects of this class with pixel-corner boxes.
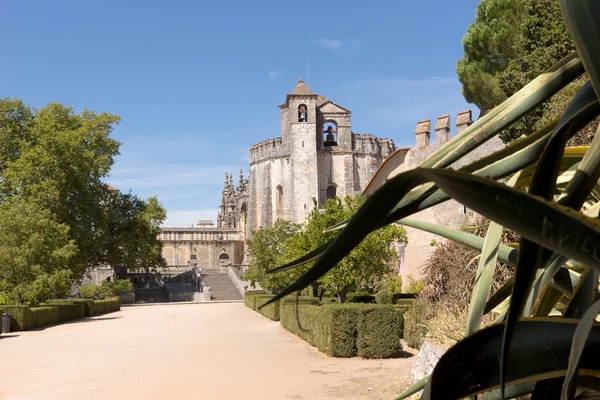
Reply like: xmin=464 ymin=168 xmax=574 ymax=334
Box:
xmin=255 ymin=295 xmax=280 ymax=321
xmin=347 ymin=293 xmax=376 ymax=304
xmin=403 ymin=299 xmax=428 ymax=349
xmin=0 ymin=298 xmax=120 ymax=331
xmin=319 ymin=304 xmax=359 ymax=357
xmin=279 ymin=302 xmax=405 ymax=358
xmin=375 ymin=292 xmax=418 ymax=305
xmin=0 ymin=305 xmax=33 ymax=331
xmin=280 ymin=302 xmax=323 ymax=345
xmin=244 ymin=291 xmax=265 ymax=310
xmin=357 ymin=306 xmax=404 ymax=358
xmin=90 ymin=298 xmax=120 ymax=315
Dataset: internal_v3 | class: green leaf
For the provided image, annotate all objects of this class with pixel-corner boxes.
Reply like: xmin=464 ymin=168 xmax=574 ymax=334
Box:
xmin=420 ymin=319 xmax=600 ymax=399
xmin=560 ymin=0 xmax=600 ymax=99
xmin=394 ymin=376 xmax=428 ymax=400
xmin=467 ymin=221 xmax=504 ymax=335
xmin=562 ymin=300 xmax=600 ymax=400
xmin=398 ymin=218 xmax=517 ymax=267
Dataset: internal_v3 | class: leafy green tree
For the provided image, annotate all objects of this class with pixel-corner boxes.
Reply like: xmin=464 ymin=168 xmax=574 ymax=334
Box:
xmin=0 ymin=199 xmax=78 ymax=304
xmin=456 ymin=0 xmax=597 ymax=144
xmin=100 ymin=192 xmax=167 ymax=272
xmin=0 ymin=98 xmax=121 ymax=278
xmin=456 ymin=0 xmax=526 ymax=112
xmin=278 ymin=196 xmax=408 ymax=302
xmin=244 ymin=219 xmax=302 ymax=293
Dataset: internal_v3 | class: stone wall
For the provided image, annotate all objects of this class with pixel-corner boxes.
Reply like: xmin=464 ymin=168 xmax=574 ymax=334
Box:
xmin=159 ymin=228 xmax=245 ymax=269
xmin=369 ymin=111 xmax=505 ymax=283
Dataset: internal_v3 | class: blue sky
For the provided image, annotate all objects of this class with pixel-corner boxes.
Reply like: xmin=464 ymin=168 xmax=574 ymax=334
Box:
xmin=1 ymin=0 xmax=481 ymax=227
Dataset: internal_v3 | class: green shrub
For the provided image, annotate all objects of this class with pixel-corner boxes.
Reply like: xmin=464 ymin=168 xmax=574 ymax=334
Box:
xmin=376 ymin=292 xmax=418 ymax=305
xmin=357 ymin=306 xmax=404 ymax=358
xmin=279 ymin=302 xmax=322 ymax=345
xmin=375 ymin=292 xmax=394 ymax=304
xmin=30 ymin=306 xmax=61 ymax=328
xmin=347 ymin=292 xmax=376 ymax=303
xmin=403 ymin=299 xmax=428 ymax=349
xmin=48 ymin=299 xmax=95 ymax=317
xmin=79 ymin=284 xmax=100 ymax=299
xmin=42 ymin=301 xmax=85 ymax=322
xmin=255 ymin=295 xmax=280 ymax=321
xmin=279 ymin=296 xmax=320 ymax=306
xmin=90 ymin=298 xmax=120 ymax=316
xmin=244 ymin=291 xmax=265 ymax=310
xmin=0 ymin=305 xmax=32 ymax=331
xmin=318 ymin=304 xmax=360 ymax=357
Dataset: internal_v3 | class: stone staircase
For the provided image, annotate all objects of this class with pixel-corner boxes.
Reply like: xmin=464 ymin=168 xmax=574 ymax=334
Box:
xmin=135 ymin=287 xmax=168 ymax=303
xmin=201 ymin=272 xmax=243 ymax=301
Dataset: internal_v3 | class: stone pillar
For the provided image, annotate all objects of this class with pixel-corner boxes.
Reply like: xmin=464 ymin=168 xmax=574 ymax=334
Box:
xmin=455 ymin=110 xmax=473 ymax=134
xmin=414 ymin=119 xmax=431 ymax=148
xmin=434 ymin=115 xmax=450 ymax=145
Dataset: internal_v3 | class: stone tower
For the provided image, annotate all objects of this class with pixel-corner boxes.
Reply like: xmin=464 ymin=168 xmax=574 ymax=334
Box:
xmin=282 ymin=79 xmax=319 ymax=223
xmin=246 ymin=79 xmax=396 ymax=235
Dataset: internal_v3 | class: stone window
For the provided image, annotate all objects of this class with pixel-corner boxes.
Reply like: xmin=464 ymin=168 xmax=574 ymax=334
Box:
xmin=298 ymin=104 xmax=308 ymax=122
xmin=323 ymin=121 xmax=338 ymax=146
xmin=326 ymin=185 xmax=337 ymax=200
xmin=190 ymin=254 xmax=197 ymax=260
xmin=219 ymin=253 xmax=230 ymax=265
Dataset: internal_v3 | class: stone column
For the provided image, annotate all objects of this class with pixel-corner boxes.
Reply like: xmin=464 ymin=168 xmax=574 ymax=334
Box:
xmin=455 ymin=110 xmax=473 ymax=134
xmin=414 ymin=119 xmax=431 ymax=148
xmin=434 ymin=115 xmax=451 ymax=145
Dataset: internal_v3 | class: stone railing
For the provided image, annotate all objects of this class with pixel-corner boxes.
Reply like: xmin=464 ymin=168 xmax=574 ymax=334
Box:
xmin=227 ymin=266 xmax=248 ymax=296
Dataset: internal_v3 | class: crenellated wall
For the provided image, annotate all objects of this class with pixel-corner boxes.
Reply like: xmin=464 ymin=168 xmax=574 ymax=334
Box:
xmin=367 ymin=110 xmax=505 ymax=285
xmin=249 ymin=137 xmax=290 ymax=165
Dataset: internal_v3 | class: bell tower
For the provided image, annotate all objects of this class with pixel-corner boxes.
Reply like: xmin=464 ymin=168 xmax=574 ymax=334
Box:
xmin=283 ymin=79 xmax=319 ymax=223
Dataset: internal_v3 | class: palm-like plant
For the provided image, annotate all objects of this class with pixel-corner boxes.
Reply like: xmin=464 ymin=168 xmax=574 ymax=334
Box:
xmin=261 ymin=1 xmax=600 ymax=398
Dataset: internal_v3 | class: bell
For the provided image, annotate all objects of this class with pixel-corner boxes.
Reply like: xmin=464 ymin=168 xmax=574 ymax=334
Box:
xmin=324 ymin=132 xmax=338 ymax=146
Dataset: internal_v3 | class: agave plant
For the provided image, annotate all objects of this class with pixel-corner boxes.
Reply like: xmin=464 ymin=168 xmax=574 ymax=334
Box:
xmin=260 ymin=1 xmax=600 ymax=399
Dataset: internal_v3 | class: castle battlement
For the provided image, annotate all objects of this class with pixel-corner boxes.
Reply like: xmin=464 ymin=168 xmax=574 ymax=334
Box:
xmin=413 ymin=111 xmax=473 ymax=149
xmin=249 ymin=137 xmax=290 ymax=165
xmin=353 ymin=133 xmax=396 ymax=157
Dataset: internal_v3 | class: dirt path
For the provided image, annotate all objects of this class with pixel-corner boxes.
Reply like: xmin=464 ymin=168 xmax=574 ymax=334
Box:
xmin=0 ymin=303 xmax=414 ymax=400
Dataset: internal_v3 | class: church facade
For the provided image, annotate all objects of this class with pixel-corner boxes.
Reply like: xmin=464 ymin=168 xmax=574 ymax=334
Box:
xmin=246 ymin=79 xmax=396 ymax=231
xmin=159 ymin=78 xmax=504 ymax=284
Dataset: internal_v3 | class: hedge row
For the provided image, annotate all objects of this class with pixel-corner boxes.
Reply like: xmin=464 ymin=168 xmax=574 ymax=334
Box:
xmin=375 ymin=292 xmax=418 ymax=305
xmin=403 ymin=299 xmax=428 ymax=349
xmin=244 ymin=291 xmax=265 ymax=310
xmin=0 ymin=297 xmax=120 ymax=332
xmin=255 ymin=295 xmax=280 ymax=321
xmin=279 ymin=301 xmax=405 ymax=358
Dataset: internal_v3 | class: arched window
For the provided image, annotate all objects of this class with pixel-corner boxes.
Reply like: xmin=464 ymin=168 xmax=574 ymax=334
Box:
xmin=219 ymin=253 xmax=230 ymax=262
xmin=326 ymin=185 xmax=337 ymax=200
xmin=298 ymin=104 xmax=308 ymax=122
xmin=323 ymin=121 xmax=338 ymax=146
xmin=276 ymin=185 xmax=283 ymax=211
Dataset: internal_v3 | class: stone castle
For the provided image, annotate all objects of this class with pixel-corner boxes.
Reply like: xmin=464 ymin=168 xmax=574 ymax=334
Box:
xmin=159 ymin=79 xmax=504 ymax=283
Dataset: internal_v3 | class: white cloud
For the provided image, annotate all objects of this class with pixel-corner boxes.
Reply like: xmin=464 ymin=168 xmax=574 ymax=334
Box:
xmin=310 ymin=38 xmax=361 ymax=56
xmin=162 ymin=209 xmax=219 ymax=227
xmin=108 ymin=165 xmax=239 ymax=190
xmin=268 ymin=71 xmax=283 ymax=80
xmin=311 ymin=38 xmax=343 ymax=51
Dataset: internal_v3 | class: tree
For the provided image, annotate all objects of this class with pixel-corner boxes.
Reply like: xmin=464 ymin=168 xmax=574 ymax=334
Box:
xmin=244 ymin=219 xmax=302 ymax=293
xmin=0 ymin=98 xmax=121 ymax=278
xmin=100 ymin=192 xmax=167 ymax=273
xmin=456 ymin=0 xmax=597 ymax=144
xmin=0 ymin=97 xmax=169 ymax=303
xmin=278 ymin=196 xmax=408 ymax=302
xmin=456 ymin=0 xmax=527 ymax=113
xmin=0 ymin=199 xmax=78 ymax=304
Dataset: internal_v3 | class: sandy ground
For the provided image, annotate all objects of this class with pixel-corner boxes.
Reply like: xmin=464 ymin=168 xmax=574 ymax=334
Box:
xmin=0 ymin=303 xmax=414 ymax=400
